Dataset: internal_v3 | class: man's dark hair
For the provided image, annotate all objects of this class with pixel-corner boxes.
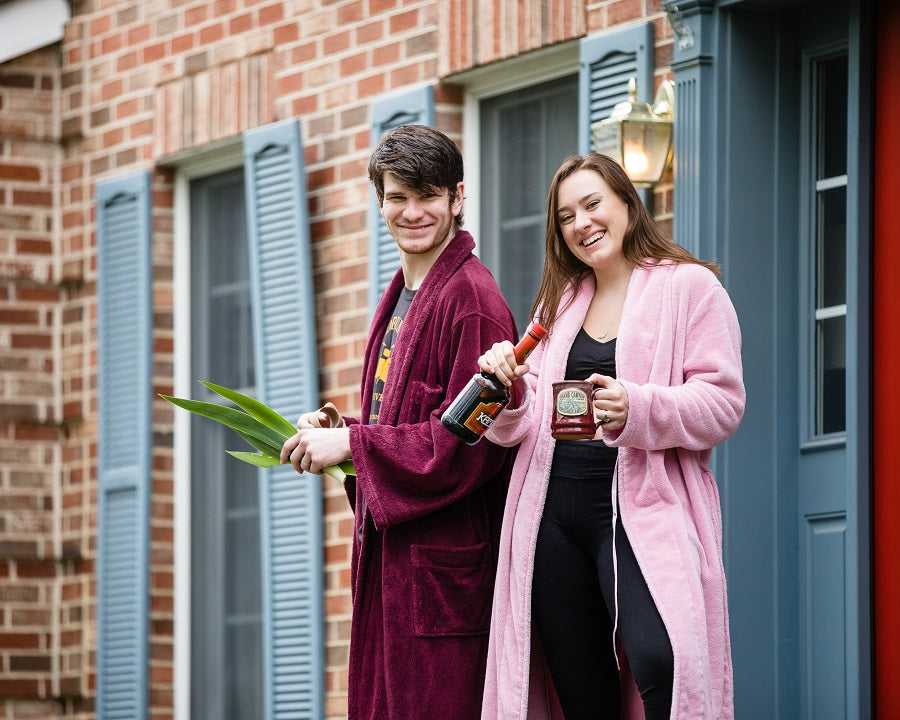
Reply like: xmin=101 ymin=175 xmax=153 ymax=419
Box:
xmin=368 ymin=125 xmax=465 ymax=228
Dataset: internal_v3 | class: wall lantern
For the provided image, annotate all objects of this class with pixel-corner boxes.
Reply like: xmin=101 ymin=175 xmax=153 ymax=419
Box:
xmin=591 ymin=77 xmax=675 ymax=187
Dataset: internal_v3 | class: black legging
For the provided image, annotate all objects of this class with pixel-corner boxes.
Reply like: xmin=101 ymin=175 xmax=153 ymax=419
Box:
xmin=532 ymin=440 xmax=674 ymax=720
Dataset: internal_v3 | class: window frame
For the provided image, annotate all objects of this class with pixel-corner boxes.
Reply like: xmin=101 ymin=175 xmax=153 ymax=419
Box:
xmin=456 ymin=41 xmax=580 ymax=252
xmin=799 ymin=43 xmax=850 ymax=452
xmin=171 ymin=142 xmax=246 ymax=720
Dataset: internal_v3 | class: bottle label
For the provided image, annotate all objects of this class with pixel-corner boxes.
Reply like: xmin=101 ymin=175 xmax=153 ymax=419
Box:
xmin=556 ymin=388 xmax=589 ymax=416
xmin=463 ymin=401 xmax=503 ymax=435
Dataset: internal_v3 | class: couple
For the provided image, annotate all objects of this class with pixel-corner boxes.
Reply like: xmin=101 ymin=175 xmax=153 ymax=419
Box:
xmin=281 ymin=124 xmax=745 ymax=720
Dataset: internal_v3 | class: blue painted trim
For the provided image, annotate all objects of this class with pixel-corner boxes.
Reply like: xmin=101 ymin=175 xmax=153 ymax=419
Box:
xmin=243 ymin=118 xmax=324 ymax=720
xmin=95 ymin=169 xmax=152 ymax=720
xmin=367 ymin=85 xmax=435 ymax=314
xmin=577 ymin=23 xmax=654 ymax=157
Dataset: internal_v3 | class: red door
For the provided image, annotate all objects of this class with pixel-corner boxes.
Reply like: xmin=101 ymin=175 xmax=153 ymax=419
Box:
xmin=874 ymin=0 xmax=900 ymax=713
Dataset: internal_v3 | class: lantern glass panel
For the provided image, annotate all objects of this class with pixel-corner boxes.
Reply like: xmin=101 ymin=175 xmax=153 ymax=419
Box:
xmin=622 ymin=120 xmax=672 ymax=185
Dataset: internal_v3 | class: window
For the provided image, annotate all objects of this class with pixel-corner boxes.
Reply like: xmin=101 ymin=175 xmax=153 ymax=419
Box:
xmin=480 ymin=76 xmax=579 ymax=329
xmin=189 ymin=167 xmax=263 ymax=719
xmin=811 ymin=54 xmax=848 ymax=437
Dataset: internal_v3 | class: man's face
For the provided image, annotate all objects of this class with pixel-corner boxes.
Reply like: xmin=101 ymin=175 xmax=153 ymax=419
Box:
xmin=379 ymin=172 xmax=463 ymax=257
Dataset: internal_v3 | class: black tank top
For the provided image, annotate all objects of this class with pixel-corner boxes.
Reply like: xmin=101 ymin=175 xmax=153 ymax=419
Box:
xmin=565 ymin=328 xmax=616 ymax=381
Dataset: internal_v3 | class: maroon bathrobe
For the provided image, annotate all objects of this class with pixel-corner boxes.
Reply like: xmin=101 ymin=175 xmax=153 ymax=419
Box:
xmin=343 ymin=231 xmax=517 ymax=720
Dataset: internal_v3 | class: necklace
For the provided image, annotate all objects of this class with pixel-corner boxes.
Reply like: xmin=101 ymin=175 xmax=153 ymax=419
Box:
xmin=593 ymin=310 xmax=620 ymax=340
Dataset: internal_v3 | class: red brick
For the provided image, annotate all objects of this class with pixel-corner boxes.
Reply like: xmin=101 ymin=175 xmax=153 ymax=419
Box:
xmin=89 ymin=14 xmax=111 ymax=35
xmin=356 ymin=20 xmax=384 ymax=44
xmin=338 ymin=0 xmax=365 ymax=25
xmin=171 ymin=32 xmax=195 ymax=53
xmin=117 ymin=50 xmax=140 ymax=72
xmin=199 ymin=22 xmax=225 ymax=44
xmin=259 ymin=2 xmax=285 ymax=25
xmin=100 ymin=33 xmax=123 ymax=55
xmin=229 ymin=12 xmax=254 ymax=34
xmin=127 ymin=24 xmax=152 ymax=46
xmin=143 ymin=41 xmax=167 ymax=63
xmin=0 ymin=679 xmax=41 ymax=697
xmin=0 ymin=308 xmax=40 ymax=324
xmin=214 ymin=0 xmax=237 ymax=16
xmin=10 ymin=333 xmax=52 ymax=350
xmin=0 ymin=164 xmax=41 ymax=181
xmin=389 ymin=8 xmax=419 ymax=33
xmin=0 ymin=633 xmax=41 ymax=650
xmin=184 ymin=6 xmax=208 ymax=25
xmin=324 ymin=29 xmax=352 ymax=54
xmin=11 ymin=190 xmax=52 ymax=207
xmin=274 ymin=21 xmax=299 ymax=44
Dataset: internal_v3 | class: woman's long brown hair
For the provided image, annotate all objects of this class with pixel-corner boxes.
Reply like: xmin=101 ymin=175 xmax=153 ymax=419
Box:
xmin=530 ymin=153 xmax=720 ymax=330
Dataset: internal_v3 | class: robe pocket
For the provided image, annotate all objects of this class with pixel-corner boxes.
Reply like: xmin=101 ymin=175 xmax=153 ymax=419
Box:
xmin=410 ymin=543 xmax=492 ymax=637
xmin=406 ymin=380 xmax=445 ymax=424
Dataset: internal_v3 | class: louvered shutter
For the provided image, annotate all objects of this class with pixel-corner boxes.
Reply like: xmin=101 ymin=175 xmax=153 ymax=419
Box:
xmin=95 ymin=170 xmax=152 ymax=720
xmin=368 ymin=85 xmax=435 ymax=311
xmin=577 ymin=24 xmax=655 ymax=156
xmin=243 ymin=119 xmax=324 ymax=720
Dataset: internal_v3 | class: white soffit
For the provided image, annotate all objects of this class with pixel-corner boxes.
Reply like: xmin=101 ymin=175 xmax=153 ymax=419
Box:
xmin=0 ymin=0 xmax=71 ymax=65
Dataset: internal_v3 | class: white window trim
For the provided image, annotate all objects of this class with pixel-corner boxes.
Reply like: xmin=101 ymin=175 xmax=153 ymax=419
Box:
xmin=449 ymin=40 xmax=579 ymax=251
xmin=170 ymin=143 xmax=244 ymax=720
xmin=0 ymin=0 xmax=70 ymax=65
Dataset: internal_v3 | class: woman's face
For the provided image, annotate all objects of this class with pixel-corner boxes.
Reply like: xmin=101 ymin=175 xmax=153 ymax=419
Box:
xmin=555 ymin=168 xmax=630 ymax=272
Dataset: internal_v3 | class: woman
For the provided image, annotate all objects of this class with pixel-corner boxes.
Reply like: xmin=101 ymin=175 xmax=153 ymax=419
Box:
xmin=478 ymin=153 xmax=744 ymax=720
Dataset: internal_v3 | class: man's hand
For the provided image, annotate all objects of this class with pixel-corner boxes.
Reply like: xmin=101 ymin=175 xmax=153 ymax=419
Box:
xmin=281 ymin=426 xmax=351 ymax=475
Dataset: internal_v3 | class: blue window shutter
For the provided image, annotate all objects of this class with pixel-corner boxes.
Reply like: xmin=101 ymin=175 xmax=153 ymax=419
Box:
xmin=243 ymin=118 xmax=324 ymax=720
xmin=95 ymin=170 xmax=152 ymax=720
xmin=577 ymin=23 xmax=655 ymax=156
xmin=368 ymin=85 xmax=435 ymax=311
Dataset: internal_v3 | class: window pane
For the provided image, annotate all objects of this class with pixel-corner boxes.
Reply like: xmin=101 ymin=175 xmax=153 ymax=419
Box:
xmin=190 ymin=167 xmax=263 ymax=719
xmin=209 ymin=288 xmax=253 ymax=389
xmin=817 ymin=55 xmax=848 ymax=180
xmin=498 ymin=103 xmax=547 ymax=217
xmin=209 ymin=180 xmax=246 ymax=286
xmin=226 ymin=622 xmax=263 ymax=720
xmin=809 ymin=51 xmax=847 ymax=440
xmin=481 ymin=75 xmax=579 ymax=329
xmin=225 ymin=511 xmax=262 ymax=616
xmin=817 ymin=186 xmax=846 ymax=309
xmin=817 ymin=315 xmax=845 ymax=435
xmin=500 ymin=224 xmax=546 ymax=326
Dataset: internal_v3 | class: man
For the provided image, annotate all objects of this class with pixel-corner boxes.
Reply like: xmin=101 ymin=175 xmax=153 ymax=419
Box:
xmin=281 ymin=125 xmax=517 ymax=719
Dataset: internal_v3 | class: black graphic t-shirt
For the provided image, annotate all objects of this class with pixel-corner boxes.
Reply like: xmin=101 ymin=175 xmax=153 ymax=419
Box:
xmin=369 ymin=287 xmax=416 ymax=424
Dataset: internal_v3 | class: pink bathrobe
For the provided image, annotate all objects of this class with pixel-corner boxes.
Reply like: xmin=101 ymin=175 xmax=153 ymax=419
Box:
xmin=481 ymin=260 xmax=745 ymax=720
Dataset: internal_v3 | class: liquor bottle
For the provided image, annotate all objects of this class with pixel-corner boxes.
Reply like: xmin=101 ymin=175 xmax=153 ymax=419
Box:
xmin=441 ymin=322 xmax=547 ymax=444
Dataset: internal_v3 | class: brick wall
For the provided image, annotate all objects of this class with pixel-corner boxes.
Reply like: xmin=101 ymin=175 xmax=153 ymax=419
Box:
xmin=1 ymin=1 xmax=673 ymax=718
xmin=0 ymin=41 xmax=91 ymax=718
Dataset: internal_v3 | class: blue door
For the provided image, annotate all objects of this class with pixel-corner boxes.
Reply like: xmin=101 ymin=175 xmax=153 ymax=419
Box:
xmin=713 ymin=2 xmax=871 ymax=717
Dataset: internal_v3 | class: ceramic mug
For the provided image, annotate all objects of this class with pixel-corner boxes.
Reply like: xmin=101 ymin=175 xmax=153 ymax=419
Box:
xmin=551 ymin=380 xmax=598 ymax=440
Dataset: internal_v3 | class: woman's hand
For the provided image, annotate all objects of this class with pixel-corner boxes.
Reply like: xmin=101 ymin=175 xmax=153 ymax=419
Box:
xmin=586 ymin=373 xmax=629 ymax=433
xmin=478 ymin=341 xmax=530 ymax=387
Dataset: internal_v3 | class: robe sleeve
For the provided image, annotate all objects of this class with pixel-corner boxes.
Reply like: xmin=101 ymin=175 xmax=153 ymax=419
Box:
xmin=604 ymin=282 xmax=745 ymax=452
xmin=348 ymin=311 xmax=516 ymax=530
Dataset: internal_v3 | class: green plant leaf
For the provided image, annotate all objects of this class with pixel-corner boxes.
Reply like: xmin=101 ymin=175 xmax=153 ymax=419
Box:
xmin=235 ymin=429 xmax=283 ymax=458
xmin=227 ymin=451 xmax=282 ymax=468
xmin=323 ymin=464 xmax=347 ymax=482
xmin=201 ymin=381 xmax=297 ymax=438
xmin=160 ymin=394 xmax=286 ymax=452
xmin=162 ymin=385 xmax=357 ymax=479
